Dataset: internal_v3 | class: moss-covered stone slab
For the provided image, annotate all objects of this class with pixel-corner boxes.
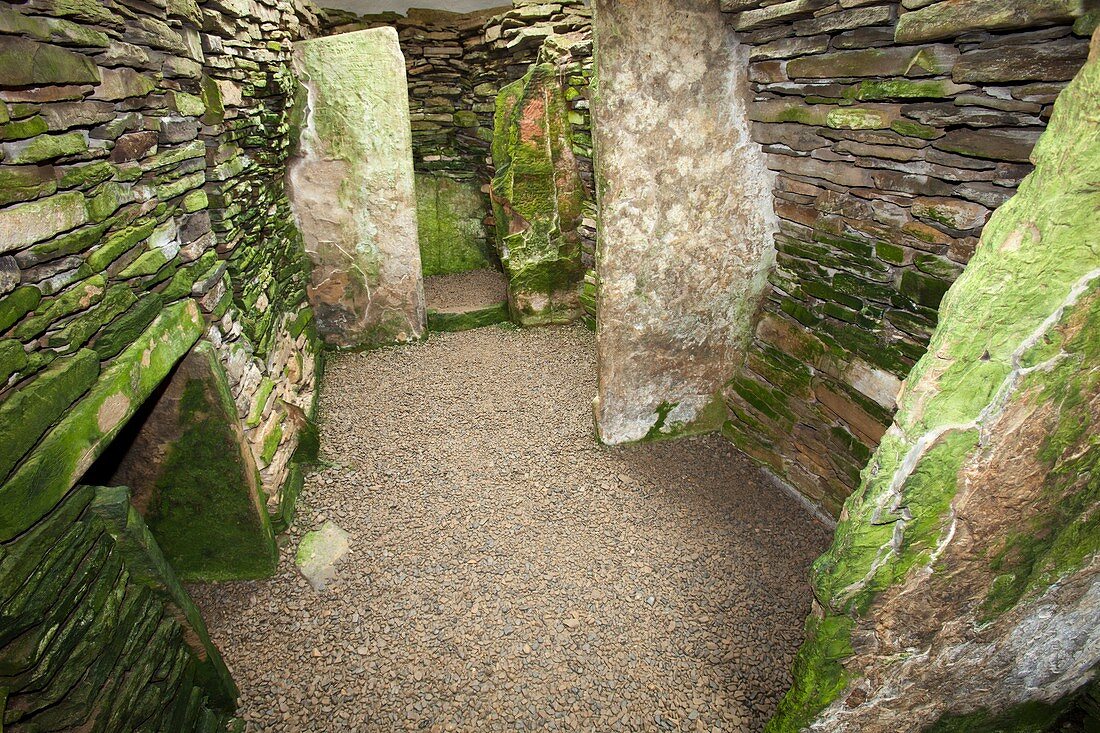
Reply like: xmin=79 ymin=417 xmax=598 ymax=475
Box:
xmin=769 ymin=31 xmax=1100 ymax=732
xmin=0 ymin=349 xmax=99 ymax=483
xmin=895 ymin=0 xmax=1085 ymax=44
xmin=491 ymin=63 xmax=585 ymax=327
xmin=427 ymin=303 xmax=510 ymax=333
xmin=416 ymin=174 xmax=492 ymax=276
xmin=0 ymin=300 xmax=204 ymax=543
xmin=0 ymin=36 xmax=100 ymax=86
xmin=591 ymin=0 xmax=777 ymax=444
xmin=0 ymin=191 xmax=88 ymax=253
xmin=104 ymin=341 xmax=277 ymax=582
xmin=289 ymin=28 xmax=425 ymax=350
xmin=87 ymin=486 xmax=238 ymax=710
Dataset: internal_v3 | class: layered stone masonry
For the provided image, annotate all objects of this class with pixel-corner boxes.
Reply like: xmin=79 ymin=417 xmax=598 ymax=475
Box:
xmin=718 ymin=0 xmax=1095 ymax=516
xmin=0 ymin=484 xmax=239 ymax=731
xmin=0 ymin=0 xmax=323 ymax=722
xmin=195 ymin=0 xmax=322 ymax=522
xmin=769 ymin=27 xmax=1100 ymax=729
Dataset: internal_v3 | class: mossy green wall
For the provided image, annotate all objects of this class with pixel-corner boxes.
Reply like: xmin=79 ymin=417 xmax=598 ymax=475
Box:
xmin=416 ymin=174 xmax=493 ymax=276
xmin=0 ymin=484 xmax=238 ymax=731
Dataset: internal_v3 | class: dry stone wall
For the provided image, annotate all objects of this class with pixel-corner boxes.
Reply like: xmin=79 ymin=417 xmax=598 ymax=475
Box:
xmin=769 ymin=28 xmax=1100 ymax=730
xmin=718 ymin=0 xmax=1095 ymax=516
xmin=0 ymin=0 xmax=324 ymax=723
xmin=1 ymin=484 xmax=239 ymax=731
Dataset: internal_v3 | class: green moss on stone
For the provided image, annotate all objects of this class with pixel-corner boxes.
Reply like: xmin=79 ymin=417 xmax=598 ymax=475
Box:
xmin=891 ymin=119 xmax=943 ymax=140
xmin=826 ymin=107 xmax=893 ymax=130
xmin=5 ymin=131 xmax=87 ymax=164
xmin=58 ymin=161 xmax=115 ymax=191
xmin=0 ymin=349 xmax=100 ymax=483
xmin=0 ymin=286 xmax=41 ymax=332
xmin=491 ymin=63 xmax=585 ymax=326
xmin=641 ymin=394 xmax=728 ymax=442
xmin=427 ymin=303 xmax=510 ymax=333
xmin=0 ymin=338 xmax=27 ymax=384
xmin=0 ymin=36 xmax=100 ymax=87
xmin=416 ymin=174 xmax=493 ymax=276
xmin=0 ymin=301 xmax=203 ymax=542
xmin=144 ymin=342 xmax=277 ymax=582
xmin=767 ymin=613 xmax=854 ymax=733
xmin=91 ymin=293 xmax=163 ymax=359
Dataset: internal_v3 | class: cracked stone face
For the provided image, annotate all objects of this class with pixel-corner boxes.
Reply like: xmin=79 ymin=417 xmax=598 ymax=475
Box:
xmin=591 ymin=0 xmax=778 ymax=445
xmin=289 ymin=27 xmax=425 ymax=350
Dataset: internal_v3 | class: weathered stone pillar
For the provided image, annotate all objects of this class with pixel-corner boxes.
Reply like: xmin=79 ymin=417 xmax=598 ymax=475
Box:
xmin=591 ymin=0 xmax=777 ymax=444
xmin=289 ymin=27 xmax=425 ymax=349
xmin=107 ymin=341 xmax=277 ymax=582
xmin=769 ymin=30 xmax=1100 ymax=733
xmin=491 ymin=62 xmax=586 ymax=326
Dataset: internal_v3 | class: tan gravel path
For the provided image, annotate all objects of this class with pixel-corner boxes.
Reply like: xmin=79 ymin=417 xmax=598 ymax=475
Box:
xmin=424 ymin=269 xmax=508 ymax=313
xmin=191 ymin=324 xmax=830 ymax=732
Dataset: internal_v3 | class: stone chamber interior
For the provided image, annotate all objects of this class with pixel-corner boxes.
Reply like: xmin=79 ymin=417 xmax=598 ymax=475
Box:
xmin=0 ymin=0 xmax=1097 ymax=732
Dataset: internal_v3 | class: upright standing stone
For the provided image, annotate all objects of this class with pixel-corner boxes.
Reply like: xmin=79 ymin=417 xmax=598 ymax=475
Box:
xmin=591 ymin=0 xmax=778 ymax=444
xmin=491 ymin=62 xmax=586 ymax=326
xmin=106 ymin=341 xmax=277 ymax=582
xmin=289 ymin=28 xmax=425 ymax=349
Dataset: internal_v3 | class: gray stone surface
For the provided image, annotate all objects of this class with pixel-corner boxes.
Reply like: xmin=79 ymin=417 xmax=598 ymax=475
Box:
xmin=295 ymin=521 xmax=351 ymax=591
xmin=289 ymin=28 xmax=425 ymax=349
xmin=592 ymin=0 xmax=778 ymax=444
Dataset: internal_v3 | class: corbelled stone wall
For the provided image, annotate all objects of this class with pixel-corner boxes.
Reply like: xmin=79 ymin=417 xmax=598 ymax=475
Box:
xmin=718 ymin=0 xmax=1095 ymax=516
xmin=0 ymin=0 xmax=324 ymax=723
xmin=1 ymin=484 xmax=239 ymax=731
xmin=769 ymin=27 xmax=1100 ymax=730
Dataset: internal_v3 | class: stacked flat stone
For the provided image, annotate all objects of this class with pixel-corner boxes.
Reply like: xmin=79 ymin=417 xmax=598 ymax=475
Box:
xmin=0 ymin=0 xmax=323 ymax=725
xmin=185 ymin=0 xmax=322 ymax=532
xmin=718 ymin=0 xmax=1095 ymax=516
xmin=0 ymin=484 xmax=238 ymax=730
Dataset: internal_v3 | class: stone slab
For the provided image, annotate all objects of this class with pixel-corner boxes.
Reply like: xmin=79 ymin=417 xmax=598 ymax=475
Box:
xmin=104 ymin=340 xmax=278 ymax=582
xmin=416 ymin=174 xmax=492 ymax=277
xmin=289 ymin=28 xmax=425 ymax=349
xmin=491 ymin=63 xmax=586 ymax=327
xmin=592 ymin=0 xmax=778 ymax=444
xmin=0 ymin=300 xmax=204 ymax=542
xmin=296 ymin=521 xmax=350 ymax=591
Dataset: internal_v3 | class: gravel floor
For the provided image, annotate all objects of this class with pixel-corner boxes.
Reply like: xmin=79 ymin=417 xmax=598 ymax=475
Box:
xmin=191 ymin=325 xmax=830 ymax=732
xmin=424 ymin=269 xmax=508 ymax=312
